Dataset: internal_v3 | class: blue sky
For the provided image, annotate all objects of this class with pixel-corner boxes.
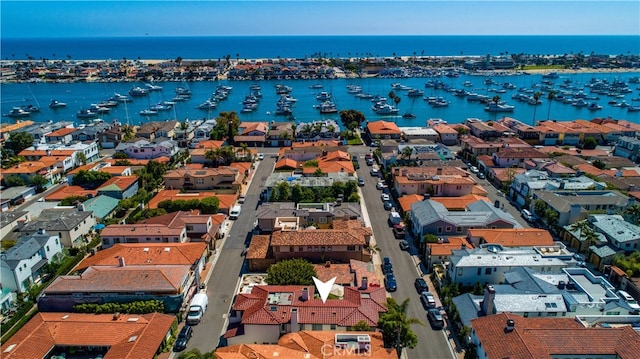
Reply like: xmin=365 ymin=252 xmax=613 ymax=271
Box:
xmin=1 ymin=1 xmax=639 ymax=38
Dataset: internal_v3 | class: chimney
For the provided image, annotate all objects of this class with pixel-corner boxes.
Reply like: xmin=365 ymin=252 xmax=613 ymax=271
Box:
xmin=437 ymin=167 xmax=443 ymax=175
xmin=325 ymin=261 xmax=331 ymax=267
xmin=77 ymin=203 xmax=85 ymax=212
xmin=394 ymin=168 xmax=400 ymax=176
xmin=38 ymin=227 xmax=46 ymax=235
xmin=401 ymin=169 xmax=408 ymax=177
xmin=301 ymin=287 xmax=309 ymax=301
xmin=360 ymin=276 xmax=368 ymax=290
xmin=504 ymin=319 xmax=515 ymax=332
xmin=118 ymin=257 xmax=126 ymax=267
xmin=290 ymin=308 xmax=299 ymax=333
xmin=481 ymin=285 xmax=496 ymax=315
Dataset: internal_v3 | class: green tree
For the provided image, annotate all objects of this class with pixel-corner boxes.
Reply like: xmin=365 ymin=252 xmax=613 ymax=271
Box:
xmin=625 ymin=204 xmax=640 ymax=225
xmin=569 ymin=220 xmax=599 ymax=253
xmin=75 ymin=152 xmax=87 ymax=166
xmin=378 ymin=297 xmax=423 ymax=354
xmin=592 ymin=159 xmax=606 ymax=170
xmin=265 ymin=258 xmax=317 ymax=285
xmin=60 ymin=195 xmax=89 ymax=206
xmin=73 ymin=170 xmax=112 ymax=188
xmin=401 ymin=146 xmax=413 ymax=160
xmin=583 ymin=137 xmax=597 ymax=150
xmin=612 ymin=251 xmax=640 ymax=277
xmin=531 ymin=91 xmax=542 ymax=125
xmin=199 ymin=196 xmax=220 ymax=214
xmin=533 ymin=199 xmax=546 ymax=216
xmin=313 ymin=168 xmax=324 ymax=177
xmin=3 ymin=175 xmax=26 ymax=187
xmin=29 ymin=174 xmax=49 ymax=190
xmin=338 ymin=109 xmax=366 ymax=131
xmin=546 ymin=90 xmax=556 ymax=121
xmin=113 ymin=152 xmax=129 ymax=159
xmin=5 ymin=131 xmax=33 ymax=154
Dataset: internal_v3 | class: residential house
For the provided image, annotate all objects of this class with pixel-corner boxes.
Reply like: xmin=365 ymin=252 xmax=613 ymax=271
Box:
xmin=234 ymin=121 xmax=268 ymax=147
xmin=614 ymin=136 xmax=640 ymax=163
xmin=225 ymin=284 xmax=387 ymax=345
xmin=99 ymin=125 xmax=126 ymax=148
xmin=155 ymin=120 xmax=179 ymax=139
xmin=71 ymin=121 xmax=113 ymax=142
xmin=263 ymin=172 xmax=355 ymax=200
xmin=20 ymin=141 xmax=100 ymax=168
xmin=20 ymin=207 xmax=95 ymax=248
xmin=81 ymin=195 xmax=120 ymax=222
xmin=460 ymin=135 xmax=531 ymax=160
xmin=531 ymin=190 xmax=629 ymax=227
xmin=137 ymin=211 xmax=223 ymax=249
xmin=2 ymin=161 xmax=62 ymax=187
xmin=509 ymin=170 xmax=604 ymax=208
xmin=466 ymin=228 xmax=554 ymax=248
xmin=399 ymin=127 xmax=440 ymax=142
xmin=410 ymin=199 xmax=519 ymax=239
xmin=430 ymin=195 xmax=491 ymax=211
xmin=536 ymin=120 xmax=582 ymax=145
xmin=66 ymin=161 xmax=132 ymax=185
xmin=0 ymin=120 xmax=34 ymax=144
xmin=0 ymin=312 xmax=176 ymax=359
xmin=217 ymin=331 xmax=396 ymax=359
xmin=148 ymin=189 xmax=236 ymax=215
xmin=100 ymin=223 xmax=188 ymax=249
xmin=0 ymin=229 xmax=63 ymax=293
xmin=380 ymin=142 xmax=454 ymax=168
xmin=256 ymin=202 xmax=362 ymax=233
xmin=469 ymin=313 xmax=640 ymax=359
xmin=96 ymin=175 xmax=139 ymax=200
xmin=426 ymin=236 xmax=472 ymax=268
xmin=491 ymin=147 xmax=549 ymax=168
xmin=392 ymin=166 xmax=477 ymax=197
xmin=454 ymin=267 xmax=638 ymax=326
xmin=279 ymin=145 xmax=349 ymax=163
xmin=193 ymin=119 xmax=217 ymax=142
xmin=188 ymin=140 xmax=224 ymax=165
xmin=301 ymin=151 xmax=355 ymax=176
xmin=365 ymin=120 xmax=401 ymax=141
xmin=44 ymin=127 xmax=76 ymax=144
xmin=0 ymin=211 xmax=29 ymax=240
xmin=267 ymin=121 xmax=295 ymax=147
xmin=0 ymin=186 xmax=36 ymax=206
xmin=43 ymin=185 xmax=98 ymax=202
xmin=465 ymin=118 xmax=510 ymax=139
xmin=116 ymin=139 xmax=179 ymax=160
xmin=164 ymin=167 xmax=241 ymax=191
xmin=295 ymin=120 xmax=341 ymax=142
xmin=135 ymin=122 xmax=159 ymax=140
xmin=431 ymin=123 xmax=458 ymax=145
xmin=446 ymin=243 xmax=573 ymax=286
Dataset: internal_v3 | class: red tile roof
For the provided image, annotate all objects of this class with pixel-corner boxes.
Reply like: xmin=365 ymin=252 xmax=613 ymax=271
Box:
xmin=0 ymin=312 xmax=175 ymax=359
xmin=44 ymin=185 xmax=98 ymax=201
xmin=101 ymin=224 xmax=184 ymax=237
xmin=147 ymin=190 xmax=221 ymax=209
xmin=45 ymin=127 xmax=76 ymax=137
xmin=275 ymin=158 xmax=299 ymax=170
xmin=398 ymin=194 xmax=424 ymax=212
xmin=467 ymin=228 xmax=554 ymax=247
xmin=366 ymin=120 xmax=401 ymax=135
xmin=97 ymin=175 xmax=139 ymax=191
xmin=471 ymin=313 xmax=640 ymax=359
xmin=229 ymin=285 xmax=387 ymax=329
xmin=74 ymin=242 xmax=207 ymax=271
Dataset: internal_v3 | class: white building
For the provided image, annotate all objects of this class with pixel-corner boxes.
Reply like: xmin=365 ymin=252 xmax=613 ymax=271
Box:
xmin=20 ymin=208 xmax=95 ymax=248
xmin=116 ymin=139 xmax=179 ymax=159
xmin=0 ymin=229 xmax=63 ymax=293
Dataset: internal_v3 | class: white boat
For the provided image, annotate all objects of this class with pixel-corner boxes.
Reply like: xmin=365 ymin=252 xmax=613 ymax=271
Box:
xmin=76 ymin=108 xmax=98 ymax=119
xmin=197 ymin=100 xmax=217 ymax=110
xmin=431 ymin=99 xmax=449 ymax=107
xmin=528 ymin=98 xmax=543 ymax=105
xmin=346 ymin=84 xmax=362 ymax=94
xmin=145 ymin=83 xmax=163 ymax=91
xmin=316 ymin=92 xmax=332 ymax=101
xmin=317 ymin=101 xmax=338 ymax=114
xmin=110 ymin=93 xmax=131 ymax=102
xmin=407 ymin=89 xmax=424 ymax=97
xmin=129 ymin=86 xmax=149 ymax=97
xmin=49 ymin=100 xmax=67 ymax=108
xmin=275 ymin=84 xmax=292 ymax=94
xmin=139 ymin=109 xmax=158 ymax=116
xmin=149 ymin=102 xmax=173 ymax=111
xmin=373 ymin=103 xmax=399 ymax=115
xmin=627 ymin=106 xmax=640 ymax=112
xmin=484 ymin=103 xmax=515 ymax=112
xmin=5 ymin=107 xmax=31 ymax=118
xmin=587 ymin=103 xmax=602 ymax=111
xmin=573 ymin=99 xmax=589 ymax=107
xmin=542 ymin=71 xmax=559 ymax=79
xmin=466 ymin=93 xmax=489 ymax=102
xmin=309 ymin=84 xmax=323 ymax=89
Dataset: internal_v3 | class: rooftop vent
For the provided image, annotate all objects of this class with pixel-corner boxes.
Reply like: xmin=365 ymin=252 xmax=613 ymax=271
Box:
xmin=505 ymin=319 xmax=515 ymax=332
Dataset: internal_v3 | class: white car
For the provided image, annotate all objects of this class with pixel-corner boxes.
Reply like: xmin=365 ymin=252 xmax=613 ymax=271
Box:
xmin=376 ymin=182 xmax=387 ymax=190
xmin=381 ymin=193 xmax=390 ymax=201
xmin=257 ymin=153 xmax=265 ymax=160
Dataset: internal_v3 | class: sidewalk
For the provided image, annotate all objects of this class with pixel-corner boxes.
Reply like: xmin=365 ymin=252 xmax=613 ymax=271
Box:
xmin=424 ymin=273 xmax=466 ymax=359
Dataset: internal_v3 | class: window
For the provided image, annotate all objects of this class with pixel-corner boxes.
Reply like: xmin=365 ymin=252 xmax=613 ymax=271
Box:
xmin=311 ymin=324 xmax=322 ymax=330
xmin=437 ymin=227 xmax=443 ymax=234
xmin=290 ymin=246 xmax=294 ymax=252
xmin=485 ymin=268 xmax=491 ymax=275
xmin=319 ymin=217 xmax=327 ymax=224
xmin=308 ymin=246 xmax=313 ymax=252
xmin=330 ymin=324 xmax=336 ymax=330
xmin=446 ymin=226 xmax=452 ymax=232
xmin=456 ymin=227 xmax=463 ymax=233
xmin=46 ymin=245 xmax=50 ymax=252
xmin=347 ymin=246 xmax=356 ymax=251
xmin=299 ymin=246 xmax=303 ymax=252
xmin=547 ymin=312 xmax=557 ymax=317
xmin=477 ymin=268 xmax=482 ymax=276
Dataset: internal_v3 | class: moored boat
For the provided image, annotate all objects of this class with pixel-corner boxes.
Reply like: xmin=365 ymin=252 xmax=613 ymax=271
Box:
xmin=49 ymin=99 xmax=67 ymax=108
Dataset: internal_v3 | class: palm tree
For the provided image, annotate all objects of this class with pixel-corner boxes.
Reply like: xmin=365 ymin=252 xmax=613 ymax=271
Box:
xmin=569 ymin=220 xmax=598 ymax=253
xmin=393 ymin=95 xmax=401 ymax=110
xmin=401 ymin=146 xmax=413 ymax=160
xmin=239 ymin=143 xmax=249 ymax=160
xmin=179 ymin=120 xmax=190 ymax=148
xmin=532 ymin=91 xmax=542 ymax=126
xmin=204 ymin=148 xmax=220 ymax=167
xmin=546 ymin=90 xmax=556 ymax=121
xmin=379 ymin=298 xmax=424 ymax=355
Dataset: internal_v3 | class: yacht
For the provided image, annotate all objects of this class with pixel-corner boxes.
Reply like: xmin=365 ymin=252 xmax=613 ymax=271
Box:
xmin=275 ymin=84 xmax=292 ymax=94
xmin=407 ymin=89 xmax=424 ymax=97
xmin=316 ymin=92 xmax=332 ymax=101
xmin=431 ymin=99 xmax=450 ymax=107
xmin=175 ymin=86 xmax=192 ymax=97
xmin=372 ymin=103 xmax=399 ymax=115
xmin=19 ymin=104 xmax=40 ymax=113
xmin=197 ymin=100 xmax=217 ymax=110
xmin=49 ymin=99 xmax=67 ymax=108
xmin=587 ymin=103 xmax=602 ymax=111
xmin=573 ymin=99 xmax=589 ymax=107
xmin=317 ymin=101 xmax=338 ymax=114
xmin=139 ymin=109 xmax=158 ymax=116
xmin=145 ymin=83 xmax=163 ymax=91
xmin=466 ymin=93 xmax=489 ymax=102
xmin=76 ymin=108 xmax=98 ymax=119
xmin=110 ymin=93 xmax=131 ymax=102
xmin=484 ymin=103 xmax=515 ymax=112
xmin=129 ymin=86 xmax=149 ymax=97
xmin=149 ymin=102 xmax=173 ymax=111
xmin=5 ymin=107 xmax=31 ymax=118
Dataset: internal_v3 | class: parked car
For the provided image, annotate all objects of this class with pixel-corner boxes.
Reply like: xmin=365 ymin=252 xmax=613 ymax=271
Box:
xmin=392 ymin=226 xmax=405 ymax=239
xmin=358 ymin=177 xmax=365 ymax=186
xmin=420 ymin=292 xmax=437 ymax=309
xmin=477 ymin=172 xmax=485 ymax=179
xmin=173 ymin=325 xmax=193 ymax=352
xmin=381 ymin=193 xmax=390 ymax=201
xmin=366 ymin=157 xmax=374 ymax=166
xmin=384 ymin=201 xmax=394 ymax=210
xmin=384 ymin=273 xmax=397 ymax=292
xmin=376 ymin=181 xmax=386 ymax=190
xmin=382 ymin=257 xmax=393 ymax=274
xmin=414 ymin=278 xmax=428 ymax=294
xmin=370 ymin=167 xmax=379 ymax=177
xmin=399 ymin=240 xmax=409 ymax=251
xmin=427 ymin=309 xmax=445 ymax=329
xmin=257 ymin=153 xmax=265 ymax=160
xmin=521 ymin=209 xmax=537 ymax=222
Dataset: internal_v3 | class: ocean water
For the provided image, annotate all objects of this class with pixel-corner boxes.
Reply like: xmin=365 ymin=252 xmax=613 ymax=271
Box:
xmin=1 ymin=35 xmax=638 ymax=61
xmin=2 ymin=72 xmax=639 ymax=127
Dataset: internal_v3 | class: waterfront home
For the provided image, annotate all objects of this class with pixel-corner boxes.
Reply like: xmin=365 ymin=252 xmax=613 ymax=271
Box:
xmin=225 ymin=284 xmax=386 ymax=345
xmin=0 ymin=312 xmax=175 ymax=359
xmin=255 ymin=202 xmax=362 ymax=233
xmin=0 ymin=120 xmax=33 ymax=144
xmin=155 ymin=120 xmax=180 ymax=139
xmin=446 ymin=244 xmax=572 ymax=286
xmin=392 ymin=165 xmax=477 ymax=197
xmin=266 ymin=121 xmax=295 ymax=147
xmin=71 ymin=121 xmax=113 ymax=142
xmin=66 ymin=161 xmax=132 ymax=184
xmin=465 ymin=118 xmax=511 ymax=139
xmin=430 ymin=123 xmax=459 ymax=145
xmin=365 ymin=120 xmax=401 ymax=141
xmin=164 ymin=166 xmax=242 ymax=191
xmin=469 ymin=313 xmax=640 ymax=359
xmin=380 ymin=141 xmax=454 ymax=168
xmin=530 ymin=190 xmax=630 ymax=227
xmin=400 ymin=127 xmax=440 ymax=142
xmin=99 ymin=125 xmax=128 ymax=149
xmin=0 ymin=229 xmax=63 ymax=293
xmin=295 ymin=120 xmax=341 ymax=142
xmin=96 ymin=175 xmax=139 ymax=200
xmin=188 ymin=139 xmax=225 ymax=164
xmin=536 ymin=120 xmax=582 ymax=145
xmin=234 ymin=121 xmax=268 ymax=147
xmin=218 ymin=331 xmax=396 ymax=359
xmin=193 ymin=119 xmax=217 ymax=141
xmin=19 ymin=141 xmax=100 ymax=168
xmin=115 ymin=139 xmax=179 ymax=160
xmin=410 ymin=199 xmax=519 ymax=240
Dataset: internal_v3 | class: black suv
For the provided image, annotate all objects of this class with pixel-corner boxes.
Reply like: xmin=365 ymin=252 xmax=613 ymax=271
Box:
xmin=414 ymin=278 xmax=428 ymax=293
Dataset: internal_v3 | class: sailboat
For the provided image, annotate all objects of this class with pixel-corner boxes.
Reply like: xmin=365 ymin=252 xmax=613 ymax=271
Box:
xmin=402 ymin=97 xmax=417 ymax=119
